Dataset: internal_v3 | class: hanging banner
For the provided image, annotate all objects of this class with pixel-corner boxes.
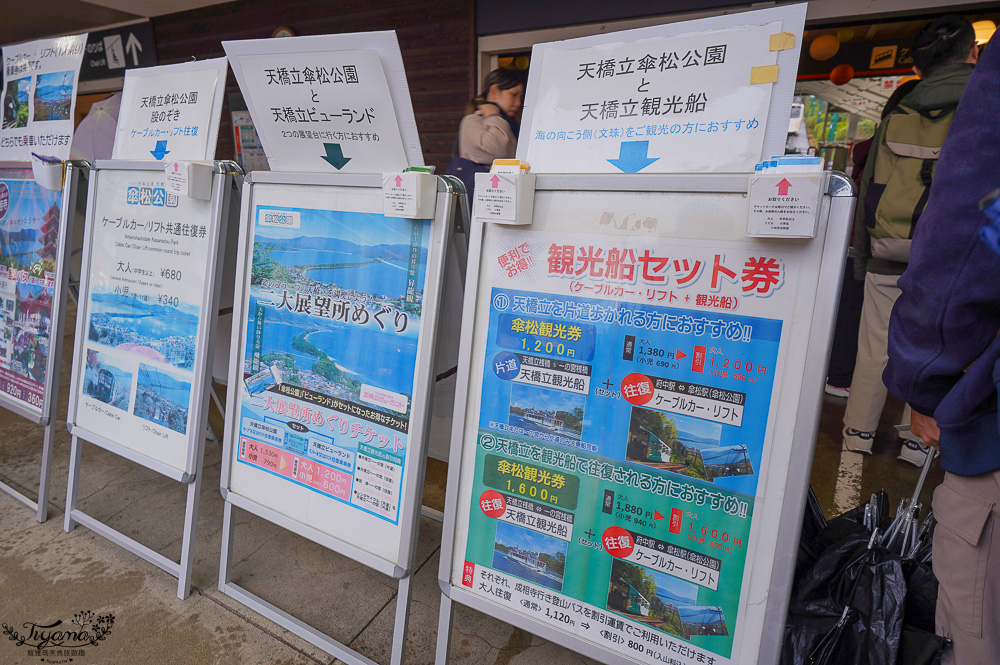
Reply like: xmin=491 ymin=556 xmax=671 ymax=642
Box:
xmin=452 ymin=224 xmax=801 ymax=665
xmin=230 ymin=198 xmax=430 ymax=532
xmin=0 ymin=167 xmax=62 ymax=414
xmin=223 ymin=32 xmax=423 ymax=173
xmin=1 ymin=34 xmax=87 ymax=162
xmin=112 ymin=57 xmax=229 ymax=161
xmin=69 ymin=168 xmax=217 ymax=475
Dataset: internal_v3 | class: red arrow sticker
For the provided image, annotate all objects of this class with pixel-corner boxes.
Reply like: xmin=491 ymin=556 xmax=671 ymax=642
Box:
xmin=479 ymin=490 xmax=506 ymax=518
xmin=621 ymin=372 xmax=654 ymax=405
xmin=776 ymin=178 xmax=792 ymax=195
xmin=602 ymin=526 xmax=635 ymax=558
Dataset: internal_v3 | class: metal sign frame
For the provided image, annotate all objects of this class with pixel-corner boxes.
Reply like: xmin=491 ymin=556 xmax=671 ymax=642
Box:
xmin=435 ymin=173 xmax=855 ymax=665
xmin=0 ymin=161 xmax=84 ymax=522
xmin=218 ymin=171 xmax=456 ymax=665
xmin=63 ymin=159 xmax=241 ymax=599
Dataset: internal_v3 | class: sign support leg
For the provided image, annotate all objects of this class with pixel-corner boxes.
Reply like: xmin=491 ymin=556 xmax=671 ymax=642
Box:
xmin=434 ymin=592 xmax=454 ymax=665
xmin=34 ymin=419 xmax=56 ymax=523
xmin=64 ymin=435 xmax=83 ymax=532
xmin=390 ymin=573 xmax=415 ymax=665
xmin=177 ymin=467 xmax=204 ymax=599
xmin=219 ymin=499 xmax=236 ymax=588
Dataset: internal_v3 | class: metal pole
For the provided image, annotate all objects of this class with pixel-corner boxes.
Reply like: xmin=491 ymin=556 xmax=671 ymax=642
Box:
xmin=64 ymin=435 xmax=83 ymax=532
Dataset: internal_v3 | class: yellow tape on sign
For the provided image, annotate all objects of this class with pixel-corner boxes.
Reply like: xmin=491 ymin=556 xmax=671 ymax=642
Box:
xmin=769 ymin=32 xmax=796 ymax=51
xmin=750 ymin=64 xmax=779 ymax=84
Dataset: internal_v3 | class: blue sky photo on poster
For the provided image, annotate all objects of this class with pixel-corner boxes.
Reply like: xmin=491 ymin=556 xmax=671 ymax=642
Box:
xmin=244 ymin=206 xmax=427 ymax=406
xmin=235 ymin=205 xmax=429 ymax=522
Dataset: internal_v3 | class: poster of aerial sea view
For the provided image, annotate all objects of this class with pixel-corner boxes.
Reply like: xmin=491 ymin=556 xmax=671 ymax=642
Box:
xmin=235 ymin=204 xmax=429 ymax=521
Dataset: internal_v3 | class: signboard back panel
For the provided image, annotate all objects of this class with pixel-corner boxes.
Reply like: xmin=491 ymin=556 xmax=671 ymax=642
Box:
xmin=113 ymin=57 xmax=228 ymax=162
xmin=518 ymin=5 xmax=805 ymax=175
xmin=223 ymin=32 xmax=423 ymax=174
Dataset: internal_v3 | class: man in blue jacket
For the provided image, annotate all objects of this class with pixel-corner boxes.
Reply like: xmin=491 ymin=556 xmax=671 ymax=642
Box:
xmin=884 ymin=35 xmax=999 ymax=665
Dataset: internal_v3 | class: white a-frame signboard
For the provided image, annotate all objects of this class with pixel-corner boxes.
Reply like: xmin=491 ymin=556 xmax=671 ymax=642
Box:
xmin=435 ymin=5 xmax=857 ymax=665
xmin=64 ymin=57 xmax=233 ymax=599
xmin=219 ymin=30 xmax=458 ymax=665
xmin=0 ymin=161 xmax=82 ymax=522
xmin=0 ymin=32 xmax=88 ymax=521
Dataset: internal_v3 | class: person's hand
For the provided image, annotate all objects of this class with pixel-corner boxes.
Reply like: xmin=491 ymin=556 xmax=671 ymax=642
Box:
xmin=909 ymin=409 xmax=940 ymax=449
xmin=478 ymin=103 xmax=500 ymax=118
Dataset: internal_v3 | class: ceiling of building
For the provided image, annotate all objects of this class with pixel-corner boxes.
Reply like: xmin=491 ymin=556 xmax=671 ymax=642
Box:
xmin=0 ymin=0 xmax=234 ymax=47
xmin=796 ymin=12 xmax=998 ymax=120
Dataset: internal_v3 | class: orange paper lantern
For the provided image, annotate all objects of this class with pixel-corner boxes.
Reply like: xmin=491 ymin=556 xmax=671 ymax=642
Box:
xmin=830 ymin=63 xmax=855 ymax=86
xmin=809 ymin=34 xmax=840 ymax=61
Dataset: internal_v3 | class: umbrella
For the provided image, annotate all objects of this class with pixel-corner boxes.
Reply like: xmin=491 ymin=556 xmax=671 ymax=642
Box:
xmin=782 ymin=452 xmax=948 ymax=665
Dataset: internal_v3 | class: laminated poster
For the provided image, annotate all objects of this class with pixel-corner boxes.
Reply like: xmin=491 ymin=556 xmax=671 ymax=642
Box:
xmin=74 ymin=170 xmax=213 ymax=473
xmin=458 ymin=226 xmax=798 ymax=665
xmin=235 ymin=205 xmax=429 ymax=524
xmin=0 ymin=170 xmax=62 ymax=414
xmin=1 ymin=34 xmax=87 ymax=162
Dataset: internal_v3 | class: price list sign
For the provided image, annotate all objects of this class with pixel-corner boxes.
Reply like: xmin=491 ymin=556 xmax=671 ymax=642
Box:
xmin=453 ymin=225 xmax=800 ymax=665
xmin=71 ymin=168 xmax=216 ymax=474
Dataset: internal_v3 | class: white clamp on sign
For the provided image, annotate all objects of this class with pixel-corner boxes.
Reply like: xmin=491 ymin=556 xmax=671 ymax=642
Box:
xmin=30 ymin=153 xmax=65 ymax=191
xmin=382 ymin=167 xmax=438 ymax=219
xmin=164 ymin=160 xmax=214 ymax=200
xmin=746 ymin=156 xmax=826 ymax=238
xmin=473 ymin=159 xmax=535 ymax=226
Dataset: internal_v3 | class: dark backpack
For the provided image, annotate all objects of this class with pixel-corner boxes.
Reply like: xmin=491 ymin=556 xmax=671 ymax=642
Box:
xmin=864 ymin=102 xmax=958 ymax=263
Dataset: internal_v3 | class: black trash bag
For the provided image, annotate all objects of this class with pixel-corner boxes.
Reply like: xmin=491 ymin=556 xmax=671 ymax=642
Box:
xmin=796 ymin=487 xmax=830 ymax=582
xmin=901 ymin=559 xmax=938 ymax=634
xmin=783 ymin=526 xmax=906 ymax=665
xmin=899 ymin=626 xmax=949 ymax=665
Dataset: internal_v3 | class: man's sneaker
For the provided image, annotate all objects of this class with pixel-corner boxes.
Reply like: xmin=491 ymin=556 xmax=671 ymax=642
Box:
xmin=843 ymin=427 xmax=875 ymax=454
xmin=825 ymin=384 xmax=850 ymax=398
xmin=898 ymin=440 xmax=939 ymax=467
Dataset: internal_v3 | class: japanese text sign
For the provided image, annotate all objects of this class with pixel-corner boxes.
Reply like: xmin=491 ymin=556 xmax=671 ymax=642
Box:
xmin=453 ymin=223 xmax=798 ymax=665
xmin=521 ymin=22 xmax=782 ymax=174
xmin=70 ymin=168 xmax=217 ymax=475
xmin=747 ymin=174 xmax=823 ymax=238
xmin=224 ymin=32 xmax=422 ymax=173
xmin=113 ymin=57 xmax=229 ymax=161
xmin=1 ymin=34 xmax=87 ymax=162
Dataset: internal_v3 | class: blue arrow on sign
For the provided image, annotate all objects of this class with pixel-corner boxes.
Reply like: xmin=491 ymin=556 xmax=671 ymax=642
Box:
xmin=607 ymin=140 xmax=659 ymax=173
xmin=321 ymin=143 xmax=351 ymax=170
xmin=150 ymin=140 xmax=170 ymax=160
